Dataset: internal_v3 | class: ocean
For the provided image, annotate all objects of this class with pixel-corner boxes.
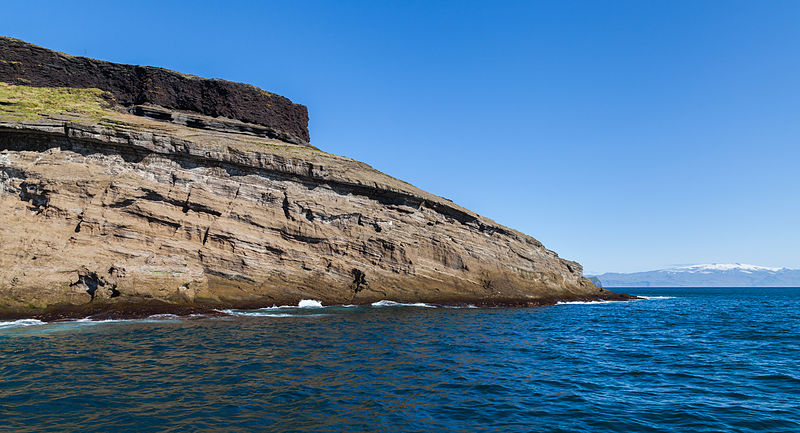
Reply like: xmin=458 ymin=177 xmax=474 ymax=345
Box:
xmin=1 ymin=288 xmax=798 ymax=432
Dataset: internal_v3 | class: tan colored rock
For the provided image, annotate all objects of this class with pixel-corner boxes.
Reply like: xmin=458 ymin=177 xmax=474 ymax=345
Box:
xmin=0 ymin=102 xmax=626 ymax=315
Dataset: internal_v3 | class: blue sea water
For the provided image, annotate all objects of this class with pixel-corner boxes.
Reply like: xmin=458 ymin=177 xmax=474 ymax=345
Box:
xmin=1 ymin=288 xmax=799 ymax=432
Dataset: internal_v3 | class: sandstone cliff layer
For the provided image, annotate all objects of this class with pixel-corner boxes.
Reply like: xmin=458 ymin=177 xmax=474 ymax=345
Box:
xmin=0 ymin=36 xmax=309 ymax=144
xmin=0 ymin=39 xmax=629 ymax=318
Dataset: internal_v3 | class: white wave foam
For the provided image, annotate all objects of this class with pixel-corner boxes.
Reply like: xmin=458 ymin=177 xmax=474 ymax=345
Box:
xmin=68 ymin=317 xmax=173 ymax=325
xmin=557 ymin=296 xmax=675 ymax=305
xmin=371 ymin=300 xmax=436 ymax=308
xmin=253 ymin=300 xmax=325 ymax=309
xmin=297 ymin=299 xmax=323 ymax=308
xmin=216 ymin=309 xmax=328 ymax=318
xmin=556 ymin=300 xmax=627 ymax=305
xmin=52 ymin=318 xmax=126 ymax=327
xmin=216 ymin=309 xmax=295 ymax=317
xmin=1 ymin=315 xmax=189 ymax=332
xmin=147 ymin=314 xmax=181 ymax=319
xmin=0 ymin=319 xmax=46 ymax=329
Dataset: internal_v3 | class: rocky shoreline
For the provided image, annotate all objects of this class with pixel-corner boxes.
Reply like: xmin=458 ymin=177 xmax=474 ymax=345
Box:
xmin=0 ymin=37 xmax=634 ymax=317
xmin=0 ymin=291 xmax=639 ymax=322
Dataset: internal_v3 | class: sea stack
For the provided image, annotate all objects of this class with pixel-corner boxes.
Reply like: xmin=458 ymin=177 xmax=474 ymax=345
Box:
xmin=0 ymin=36 xmax=630 ymax=319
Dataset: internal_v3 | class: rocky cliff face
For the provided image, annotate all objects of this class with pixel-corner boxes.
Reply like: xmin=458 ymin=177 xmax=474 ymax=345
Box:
xmin=0 ymin=38 xmax=628 ymax=318
xmin=0 ymin=36 xmax=309 ymax=144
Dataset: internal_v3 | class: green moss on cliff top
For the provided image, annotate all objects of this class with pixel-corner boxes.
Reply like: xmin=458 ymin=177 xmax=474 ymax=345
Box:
xmin=0 ymin=82 xmax=114 ymax=120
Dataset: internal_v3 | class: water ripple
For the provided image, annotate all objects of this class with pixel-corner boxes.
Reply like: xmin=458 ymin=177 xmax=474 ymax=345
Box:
xmin=0 ymin=288 xmax=799 ymax=432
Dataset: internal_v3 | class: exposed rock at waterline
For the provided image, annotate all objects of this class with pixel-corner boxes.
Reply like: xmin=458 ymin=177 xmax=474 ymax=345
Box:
xmin=0 ymin=37 xmax=630 ymax=317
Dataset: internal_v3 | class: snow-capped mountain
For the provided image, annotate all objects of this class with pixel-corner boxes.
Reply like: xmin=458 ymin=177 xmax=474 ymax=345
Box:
xmin=668 ymin=264 xmax=784 ymax=273
xmin=590 ymin=263 xmax=800 ymax=287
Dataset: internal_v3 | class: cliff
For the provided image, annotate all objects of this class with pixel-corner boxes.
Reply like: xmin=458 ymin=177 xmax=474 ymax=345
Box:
xmin=0 ymin=37 xmax=630 ymax=319
xmin=0 ymin=37 xmax=309 ymax=144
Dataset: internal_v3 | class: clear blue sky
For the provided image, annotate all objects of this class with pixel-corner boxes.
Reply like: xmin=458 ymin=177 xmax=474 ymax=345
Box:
xmin=4 ymin=1 xmax=799 ymax=273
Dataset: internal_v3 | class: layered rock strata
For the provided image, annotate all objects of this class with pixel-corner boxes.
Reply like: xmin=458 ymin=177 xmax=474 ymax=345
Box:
xmin=0 ymin=39 xmax=630 ymax=318
xmin=0 ymin=36 xmax=309 ymax=144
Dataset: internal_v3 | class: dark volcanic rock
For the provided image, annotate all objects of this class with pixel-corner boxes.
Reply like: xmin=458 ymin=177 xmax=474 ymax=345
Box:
xmin=0 ymin=36 xmax=309 ymax=144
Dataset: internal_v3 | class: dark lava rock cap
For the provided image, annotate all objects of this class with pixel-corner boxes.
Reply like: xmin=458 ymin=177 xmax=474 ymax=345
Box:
xmin=0 ymin=36 xmax=309 ymax=144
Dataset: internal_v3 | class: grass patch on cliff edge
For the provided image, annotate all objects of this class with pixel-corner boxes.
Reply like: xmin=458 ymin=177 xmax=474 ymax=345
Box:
xmin=0 ymin=82 xmax=113 ymax=121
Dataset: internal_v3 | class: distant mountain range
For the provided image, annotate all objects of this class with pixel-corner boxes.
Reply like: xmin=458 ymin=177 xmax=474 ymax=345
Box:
xmin=590 ymin=264 xmax=800 ymax=287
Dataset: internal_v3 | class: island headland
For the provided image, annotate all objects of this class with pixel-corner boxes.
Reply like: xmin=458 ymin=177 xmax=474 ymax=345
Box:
xmin=0 ymin=36 xmax=633 ymax=320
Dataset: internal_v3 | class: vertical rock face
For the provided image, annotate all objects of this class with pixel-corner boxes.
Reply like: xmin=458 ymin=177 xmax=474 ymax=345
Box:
xmin=0 ymin=38 xmax=628 ymax=317
xmin=0 ymin=36 xmax=309 ymax=144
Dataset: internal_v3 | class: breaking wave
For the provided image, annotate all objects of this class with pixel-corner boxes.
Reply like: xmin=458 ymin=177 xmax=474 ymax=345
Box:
xmin=297 ymin=299 xmax=324 ymax=308
xmin=557 ymin=296 xmax=676 ymax=305
xmin=0 ymin=315 xmax=183 ymax=333
xmin=556 ymin=300 xmax=627 ymax=305
xmin=0 ymin=319 xmax=46 ymax=329
xmin=216 ymin=310 xmax=300 ymax=318
xmin=371 ymin=300 xmax=436 ymax=308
